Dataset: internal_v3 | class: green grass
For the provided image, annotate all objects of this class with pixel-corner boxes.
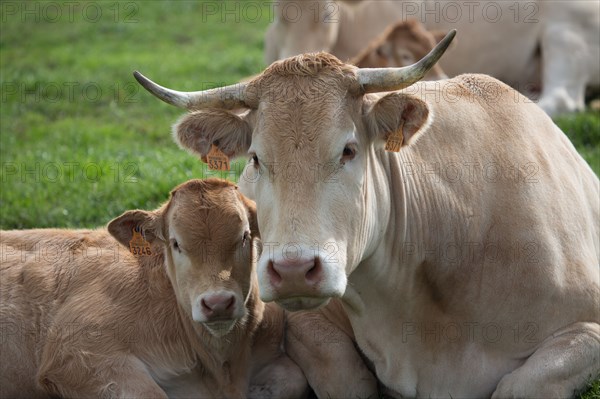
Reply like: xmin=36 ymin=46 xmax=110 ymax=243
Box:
xmin=0 ymin=1 xmax=598 ymax=397
xmin=0 ymin=0 xmax=268 ymax=228
xmin=579 ymin=379 xmax=600 ymax=399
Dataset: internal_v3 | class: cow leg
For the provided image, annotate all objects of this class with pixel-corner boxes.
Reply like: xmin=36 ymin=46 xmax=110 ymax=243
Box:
xmin=537 ymin=22 xmax=588 ymax=115
xmin=285 ymin=309 xmax=379 ymax=399
xmin=38 ymin=354 xmax=168 ymax=399
xmin=492 ymin=322 xmax=600 ymax=398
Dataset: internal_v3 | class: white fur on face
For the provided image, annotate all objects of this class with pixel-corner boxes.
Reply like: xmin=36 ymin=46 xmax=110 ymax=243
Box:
xmin=167 ymin=226 xmax=246 ymax=333
xmin=247 ymin=125 xmax=365 ymax=306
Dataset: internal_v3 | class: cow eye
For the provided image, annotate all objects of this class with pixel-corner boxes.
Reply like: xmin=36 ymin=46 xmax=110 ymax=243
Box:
xmin=242 ymin=230 xmax=250 ymax=247
xmin=171 ymin=239 xmax=181 ymax=252
xmin=341 ymin=145 xmax=356 ymax=164
xmin=250 ymin=154 xmax=259 ymax=168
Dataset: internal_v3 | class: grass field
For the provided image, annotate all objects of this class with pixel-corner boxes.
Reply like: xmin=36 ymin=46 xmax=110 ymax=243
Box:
xmin=1 ymin=1 xmax=599 ymax=397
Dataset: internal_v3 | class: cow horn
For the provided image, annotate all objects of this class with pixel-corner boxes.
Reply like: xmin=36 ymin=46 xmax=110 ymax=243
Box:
xmin=133 ymin=71 xmax=247 ymax=110
xmin=357 ymin=30 xmax=456 ymax=93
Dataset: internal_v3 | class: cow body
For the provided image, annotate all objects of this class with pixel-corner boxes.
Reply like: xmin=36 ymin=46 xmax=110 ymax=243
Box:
xmin=238 ymin=72 xmax=600 ymax=397
xmin=0 ymin=179 xmax=307 ymax=398
xmin=336 ymin=78 xmax=600 ymax=397
xmin=136 ymin=45 xmax=599 ymax=396
xmin=265 ymin=0 xmax=600 ymax=115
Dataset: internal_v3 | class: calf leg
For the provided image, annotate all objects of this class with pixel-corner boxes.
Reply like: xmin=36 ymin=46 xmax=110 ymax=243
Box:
xmin=38 ymin=354 xmax=168 ymax=399
xmin=492 ymin=322 xmax=600 ymax=398
xmin=286 ymin=308 xmax=378 ymax=399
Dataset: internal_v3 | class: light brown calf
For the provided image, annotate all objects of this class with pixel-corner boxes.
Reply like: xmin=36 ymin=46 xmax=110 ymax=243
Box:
xmin=351 ymin=19 xmax=448 ymax=80
xmin=0 ymin=178 xmax=307 ymax=398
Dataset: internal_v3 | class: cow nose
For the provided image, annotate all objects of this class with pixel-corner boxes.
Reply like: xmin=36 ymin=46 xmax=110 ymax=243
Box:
xmin=269 ymin=257 xmax=323 ymax=292
xmin=200 ymin=293 xmax=235 ymax=319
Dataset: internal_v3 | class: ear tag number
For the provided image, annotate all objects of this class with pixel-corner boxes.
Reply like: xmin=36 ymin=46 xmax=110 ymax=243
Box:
xmin=129 ymin=227 xmax=152 ymax=256
xmin=207 ymin=144 xmax=230 ymax=171
xmin=385 ymin=121 xmax=404 ymax=152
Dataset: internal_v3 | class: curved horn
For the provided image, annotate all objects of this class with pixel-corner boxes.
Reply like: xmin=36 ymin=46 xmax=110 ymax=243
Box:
xmin=133 ymin=71 xmax=247 ymax=110
xmin=357 ymin=29 xmax=456 ymax=93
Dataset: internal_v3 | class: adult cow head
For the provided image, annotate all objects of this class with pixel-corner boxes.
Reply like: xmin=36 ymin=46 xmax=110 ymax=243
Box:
xmin=135 ymin=31 xmax=455 ymax=311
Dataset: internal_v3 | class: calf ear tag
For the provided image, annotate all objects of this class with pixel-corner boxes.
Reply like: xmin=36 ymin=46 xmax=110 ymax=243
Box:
xmin=129 ymin=227 xmax=152 ymax=256
xmin=207 ymin=144 xmax=230 ymax=171
xmin=385 ymin=120 xmax=404 ymax=152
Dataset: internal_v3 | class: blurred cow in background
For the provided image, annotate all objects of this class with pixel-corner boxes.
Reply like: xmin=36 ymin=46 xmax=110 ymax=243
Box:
xmin=265 ymin=0 xmax=599 ymax=116
xmin=351 ymin=19 xmax=449 ymax=80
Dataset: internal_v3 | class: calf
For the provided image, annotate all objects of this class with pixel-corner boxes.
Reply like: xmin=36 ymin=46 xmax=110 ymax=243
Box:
xmin=0 ymin=178 xmax=307 ymax=398
xmin=351 ymin=19 xmax=448 ymax=80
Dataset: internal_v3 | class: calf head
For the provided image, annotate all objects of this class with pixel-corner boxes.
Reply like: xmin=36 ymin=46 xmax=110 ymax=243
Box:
xmin=108 ymin=179 xmax=259 ymax=336
xmin=134 ymin=30 xmax=455 ymax=311
xmin=351 ymin=19 xmax=450 ymax=80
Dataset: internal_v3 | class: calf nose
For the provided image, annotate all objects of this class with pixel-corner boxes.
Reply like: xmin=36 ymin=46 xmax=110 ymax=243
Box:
xmin=269 ymin=257 xmax=323 ymax=294
xmin=200 ymin=293 xmax=235 ymax=320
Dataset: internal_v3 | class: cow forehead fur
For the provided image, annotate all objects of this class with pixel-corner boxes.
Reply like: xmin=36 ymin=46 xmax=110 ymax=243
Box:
xmin=248 ymin=52 xmax=362 ymax=99
xmin=166 ymin=179 xmax=248 ymax=249
xmin=243 ymin=54 xmax=367 ymax=168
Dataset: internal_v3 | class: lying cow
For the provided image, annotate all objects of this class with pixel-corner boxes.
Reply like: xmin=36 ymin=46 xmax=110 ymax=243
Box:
xmin=134 ymin=29 xmax=600 ymax=397
xmin=351 ymin=19 xmax=448 ymax=81
xmin=0 ymin=178 xmax=307 ymax=398
xmin=265 ymin=0 xmax=600 ymax=116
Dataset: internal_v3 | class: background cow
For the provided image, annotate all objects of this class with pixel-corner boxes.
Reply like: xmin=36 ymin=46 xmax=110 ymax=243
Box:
xmin=0 ymin=179 xmax=307 ymax=398
xmin=351 ymin=18 xmax=449 ymax=80
xmin=265 ymin=0 xmax=599 ymax=116
xmin=135 ymin=32 xmax=599 ymax=397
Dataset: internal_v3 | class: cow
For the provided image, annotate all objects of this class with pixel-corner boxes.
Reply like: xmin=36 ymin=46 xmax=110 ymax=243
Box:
xmin=134 ymin=29 xmax=600 ymax=397
xmin=264 ymin=0 xmax=600 ymax=116
xmin=350 ymin=18 xmax=449 ymax=81
xmin=0 ymin=179 xmax=308 ymax=398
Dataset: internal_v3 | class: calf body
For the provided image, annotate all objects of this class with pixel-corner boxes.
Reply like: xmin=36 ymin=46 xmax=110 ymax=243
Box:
xmin=0 ymin=179 xmax=307 ymax=398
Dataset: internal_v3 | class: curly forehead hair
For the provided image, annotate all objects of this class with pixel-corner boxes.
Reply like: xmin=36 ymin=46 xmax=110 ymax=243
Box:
xmin=248 ymin=52 xmax=362 ymax=97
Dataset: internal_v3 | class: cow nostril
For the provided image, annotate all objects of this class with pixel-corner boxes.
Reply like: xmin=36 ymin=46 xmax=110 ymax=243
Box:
xmin=201 ymin=298 xmax=210 ymax=312
xmin=268 ymin=260 xmax=282 ymax=285
xmin=305 ymin=258 xmax=322 ymax=284
xmin=225 ymin=296 xmax=235 ymax=310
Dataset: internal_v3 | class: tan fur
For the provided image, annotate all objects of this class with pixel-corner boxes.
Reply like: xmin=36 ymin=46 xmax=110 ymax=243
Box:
xmin=264 ymin=0 xmax=600 ymax=115
xmin=351 ymin=19 xmax=448 ymax=80
xmin=0 ymin=179 xmax=307 ymax=398
xmin=170 ymin=52 xmax=599 ymax=397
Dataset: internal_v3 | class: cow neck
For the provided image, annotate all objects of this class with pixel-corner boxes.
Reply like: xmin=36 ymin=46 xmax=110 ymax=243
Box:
xmin=150 ymin=244 xmax=263 ymax=379
xmin=133 ymin=240 xmax=263 ymax=394
xmin=346 ymin=148 xmax=429 ymax=314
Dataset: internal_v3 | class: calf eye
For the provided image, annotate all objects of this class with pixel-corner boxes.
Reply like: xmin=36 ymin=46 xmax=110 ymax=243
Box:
xmin=171 ymin=239 xmax=181 ymax=252
xmin=341 ymin=145 xmax=356 ymax=164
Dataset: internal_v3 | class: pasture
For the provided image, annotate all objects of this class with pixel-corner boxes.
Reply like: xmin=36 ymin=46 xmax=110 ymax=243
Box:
xmin=1 ymin=1 xmax=599 ymax=397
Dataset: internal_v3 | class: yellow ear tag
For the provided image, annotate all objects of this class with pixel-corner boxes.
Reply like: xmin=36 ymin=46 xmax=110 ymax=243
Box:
xmin=206 ymin=144 xmax=230 ymax=171
xmin=385 ymin=121 xmax=404 ymax=153
xmin=129 ymin=227 xmax=152 ymax=256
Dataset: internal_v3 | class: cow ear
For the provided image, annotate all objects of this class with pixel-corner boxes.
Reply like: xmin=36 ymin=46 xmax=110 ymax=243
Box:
xmin=173 ymin=109 xmax=253 ymax=162
xmin=363 ymin=92 xmax=430 ymax=148
xmin=107 ymin=210 xmax=162 ymax=248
